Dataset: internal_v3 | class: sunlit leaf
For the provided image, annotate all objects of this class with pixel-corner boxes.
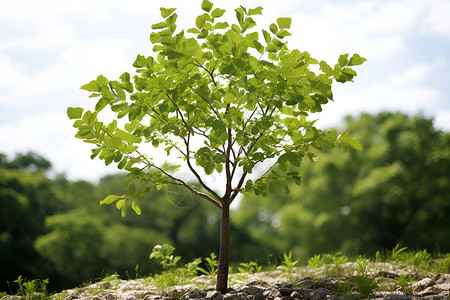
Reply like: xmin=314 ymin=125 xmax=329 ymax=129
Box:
xmin=67 ymin=107 xmax=84 ymax=120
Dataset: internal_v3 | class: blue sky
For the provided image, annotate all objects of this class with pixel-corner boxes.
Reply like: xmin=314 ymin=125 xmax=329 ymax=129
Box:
xmin=1 ymin=0 xmax=449 ymax=182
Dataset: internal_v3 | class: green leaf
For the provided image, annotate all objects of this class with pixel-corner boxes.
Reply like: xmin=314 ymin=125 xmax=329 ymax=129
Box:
xmin=262 ymin=29 xmax=271 ymax=44
xmin=95 ymin=98 xmax=108 ymax=112
xmin=100 ymin=194 xmax=123 ymax=205
xmin=151 ymin=21 xmax=166 ymax=30
xmin=187 ymin=27 xmax=200 ymax=34
xmin=67 ymin=107 xmax=84 ymax=120
xmin=276 ymin=29 xmax=291 ymax=38
xmin=338 ymin=53 xmax=349 ymax=67
xmin=319 ymin=61 xmax=333 ymax=75
xmin=348 ymin=138 xmax=363 ymax=151
xmin=132 ymin=201 xmax=142 ymax=215
xmin=348 ymin=53 xmax=367 ymax=66
xmin=269 ymin=23 xmax=278 ymax=34
xmin=80 ymin=80 xmax=99 ymax=92
xmin=211 ymin=8 xmax=226 ymax=18
xmin=121 ymin=205 xmax=127 ymax=217
xmin=196 ymin=13 xmax=209 ymax=29
xmin=276 ymin=17 xmax=291 ymax=29
xmin=201 ymin=0 xmax=213 ymax=12
xmin=215 ymin=22 xmax=229 ymax=30
xmin=160 ymin=7 xmax=176 ymax=19
xmin=248 ymin=6 xmax=263 ymax=16
xmin=133 ymin=54 xmax=146 ymax=68
xmin=116 ymin=199 xmax=126 ymax=209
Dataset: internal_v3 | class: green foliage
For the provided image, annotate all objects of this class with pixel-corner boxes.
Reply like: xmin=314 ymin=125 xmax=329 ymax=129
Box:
xmin=277 ymin=251 xmax=299 ymax=279
xmin=196 ymin=252 xmax=218 ymax=276
xmin=69 ymin=1 xmax=365 ymax=213
xmin=351 ymin=275 xmax=377 ymax=299
xmin=7 ymin=276 xmax=49 ymax=299
xmin=395 ymin=273 xmax=414 ymax=295
xmin=234 ymin=112 xmax=450 ymax=260
xmin=237 ymin=261 xmax=262 ymax=274
xmin=70 ymin=1 xmax=364 ymax=291
xmin=150 ymin=244 xmax=181 ymax=271
xmin=308 ymin=252 xmax=348 ymax=269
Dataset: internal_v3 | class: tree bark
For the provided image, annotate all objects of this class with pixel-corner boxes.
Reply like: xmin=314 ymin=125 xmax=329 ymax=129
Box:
xmin=216 ymin=203 xmax=230 ymax=293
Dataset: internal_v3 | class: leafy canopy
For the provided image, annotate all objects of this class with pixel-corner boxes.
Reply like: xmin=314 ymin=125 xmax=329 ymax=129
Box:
xmin=68 ymin=0 xmax=365 ymax=214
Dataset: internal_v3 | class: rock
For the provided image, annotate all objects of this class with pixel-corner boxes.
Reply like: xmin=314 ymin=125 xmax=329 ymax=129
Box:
xmin=304 ymin=288 xmax=332 ymax=300
xmin=435 ymin=273 xmax=450 ymax=284
xmin=296 ymin=278 xmax=314 ymax=290
xmin=323 ymin=278 xmax=337 ymax=289
xmin=206 ymin=290 xmax=220 ymax=299
xmin=412 ymin=278 xmax=434 ymax=294
xmin=290 ymin=291 xmax=302 ymax=299
xmin=223 ymin=292 xmax=247 ymax=300
xmin=242 ymin=286 xmax=264 ymax=296
xmin=187 ymin=290 xmax=207 ymax=298
xmin=381 ymin=293 xmax=411 ymax=300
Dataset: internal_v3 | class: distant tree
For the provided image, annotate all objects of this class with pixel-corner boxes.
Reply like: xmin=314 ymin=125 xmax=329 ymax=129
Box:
xmin=235 ymin=112 xmax=450 ymax=257
xmin=68 ymin=1 xmax=365 ymax=291
xmin=0 ymin=153 xmax=59 ymax=292
xmin=5 ymin=152 xmax=51 ymax=171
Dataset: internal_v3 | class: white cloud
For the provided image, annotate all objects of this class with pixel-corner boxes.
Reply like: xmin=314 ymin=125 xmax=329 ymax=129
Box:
xmin=434 ymin=110 xmax=450 ymax=131
xmin=0 ymin=112 xmax=115 ymax=181
xmin=421 ymin=0 xmax=450 ymax=38
xmin=314 ymin=61 xmax=441 ymax=129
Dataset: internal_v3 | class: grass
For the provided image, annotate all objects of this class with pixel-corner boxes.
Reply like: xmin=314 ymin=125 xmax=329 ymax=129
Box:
xmin=3 ymin=245 xmax=450 ymax=299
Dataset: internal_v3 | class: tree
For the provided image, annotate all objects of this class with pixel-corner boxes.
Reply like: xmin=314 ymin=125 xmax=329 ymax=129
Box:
xmin=67 ymin=1 xmax=365 ymax=291
xmin=234 ymin=112 xmax=450 ymax=258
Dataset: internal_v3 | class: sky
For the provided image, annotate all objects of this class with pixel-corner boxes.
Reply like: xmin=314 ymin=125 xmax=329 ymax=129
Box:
xmin=0 ymin=0 xmax=449 ymax=183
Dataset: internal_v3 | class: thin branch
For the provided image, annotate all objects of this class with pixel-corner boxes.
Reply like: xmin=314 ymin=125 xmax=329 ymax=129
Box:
xmin=184 ymin=132 xmax=222 ymax=201
xmin=152 ymin=163 xmax=222 ymax=209
xmin=193 ymin=61 xmax=217 ymax=87
xmin=188 ymin=84 xmax=221 ymax=119
xmin=223 ymin=126 xmax=233 ymax=202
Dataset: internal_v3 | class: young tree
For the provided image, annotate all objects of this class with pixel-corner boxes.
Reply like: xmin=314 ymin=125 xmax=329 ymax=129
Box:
xmin=67 ymin=1 xmax=365 ymax=292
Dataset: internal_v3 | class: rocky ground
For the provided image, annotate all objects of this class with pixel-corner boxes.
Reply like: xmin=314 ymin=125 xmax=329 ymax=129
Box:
xmin=2 ymin=262 xmax=449 ymax=300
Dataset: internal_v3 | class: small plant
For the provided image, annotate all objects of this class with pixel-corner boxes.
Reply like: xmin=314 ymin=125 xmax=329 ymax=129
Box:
xmin=233 ymin=261 xmax=263 ymax=284
xmin=7 ymin=275 xmax=49 ymax=299
xmin=186 ymin=257 xmax=203 ymax=276
xmin=238 ymin=261 xmax=262 ymax=274
xmin=352 ymin=275 xmax=377 ymax=299
xmin=277 ymin=251 xmax=299 ymax=279
xmin=395 ymin=273 xmax=414 ymax=295
xmin=390 ymin=244 xmax=408 ymax=262
xmin=197 ymin=252 xmax=218 ymax=276
xmin=333 ymin=279 xmax=353 ymax=296
xmin=355 ymin=257 xmax=370 ymax=277
xmin=431 ymin=253 xmax=450 ymax=273
xmin=308 ymin=254 xmax=323 ymax=269
xmin=351 ymin=258 xmax=376 ymax=298
xmin=150 ymin=244 xmax=181 ymax=271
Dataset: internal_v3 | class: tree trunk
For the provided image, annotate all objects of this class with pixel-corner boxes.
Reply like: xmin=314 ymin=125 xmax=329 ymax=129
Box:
xmin=216 ymin=203 xmax=230 ymax=293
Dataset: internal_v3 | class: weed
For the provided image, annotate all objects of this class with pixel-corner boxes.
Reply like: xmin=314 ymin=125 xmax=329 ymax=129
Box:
xmin=150 ymin=244 xmax=181 ymax=271
xmin=431 ymin=253 xmax=450 ymax=273
xmin=308 ymin=254 xmax=322 ymax=269
xmin=238 ymin=261 xmax=262 ymax=274
xmin=232 ymin=261 xmax=263 ymax=284
xmin=277 ymin=251 xmax=299 ymax=280
xmin=7 ymin=275 xmax=49 ymax=299
xmin=390 ymin=244 xmax=408 ymax=262
xmin=308 ymin=252 xmax=348 ymax=277
xmin=332 ymin=279 xmax=353 ymax=296
xmin=197 ymin=252 xmax=218 ymax=276
xmin=352 ymin=275 xmax=377 ymax=299
xmin=355 ymin=258 xmax=370 ymax=277
xmin=396 ymin=273 xmax=414 ymax=295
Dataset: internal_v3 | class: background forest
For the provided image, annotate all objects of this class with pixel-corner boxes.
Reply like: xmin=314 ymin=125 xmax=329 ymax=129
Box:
xmin=1 ymin=112 xmax=449 ymax=293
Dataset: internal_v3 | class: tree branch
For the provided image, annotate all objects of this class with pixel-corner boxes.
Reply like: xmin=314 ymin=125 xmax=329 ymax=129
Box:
xmin=184 ymin=132 xmax=222 ymax=201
